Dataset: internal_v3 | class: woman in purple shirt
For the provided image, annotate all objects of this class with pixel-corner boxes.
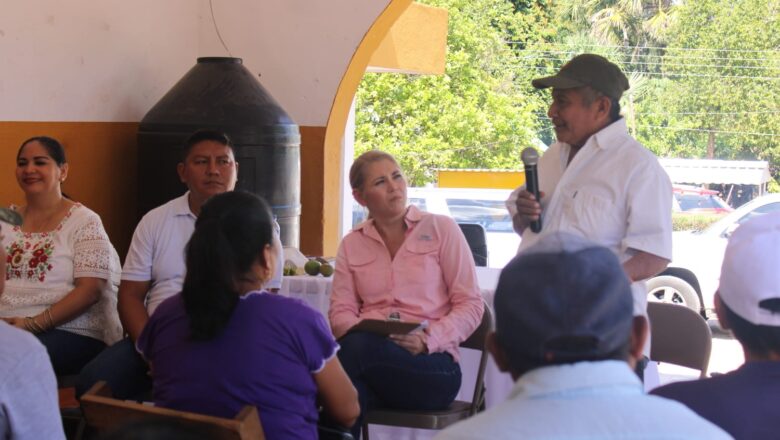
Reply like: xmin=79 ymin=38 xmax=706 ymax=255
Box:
xmin=331 ymin=151 xmax=484 ymax=438
xmin=138 ymin=191 xmax=358 ymax=439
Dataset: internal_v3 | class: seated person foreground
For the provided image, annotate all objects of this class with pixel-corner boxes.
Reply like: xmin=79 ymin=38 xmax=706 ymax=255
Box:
xmin=435 ymin=233 xmax=731 ymax=439
xmin=653 ymin=212 xmax=780 ymax=439
xmin=137 ymin=191 xmax=358 ymax=439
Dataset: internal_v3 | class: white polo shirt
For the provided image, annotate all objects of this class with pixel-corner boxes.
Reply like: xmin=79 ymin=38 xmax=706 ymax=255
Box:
xmin=508 ymin=119 xmax=672 ymax=316
xmin=122 ymin=192 xmax=283 ymax=316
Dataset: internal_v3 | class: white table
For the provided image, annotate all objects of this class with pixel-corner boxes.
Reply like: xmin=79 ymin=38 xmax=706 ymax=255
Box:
xmin=279 ymin=267 xmax=514 ymax=439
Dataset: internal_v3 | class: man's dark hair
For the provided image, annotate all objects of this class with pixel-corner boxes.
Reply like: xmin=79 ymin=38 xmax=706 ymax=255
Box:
xmin=722 ymin=301 xmax=780 ymax=356
xmin=181 ymin=130 xmax=235 ymax=162
xmin=581 ymin=87 xmax=622 ymax=123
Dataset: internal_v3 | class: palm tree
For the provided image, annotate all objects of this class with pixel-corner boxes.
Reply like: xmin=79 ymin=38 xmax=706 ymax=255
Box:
xmin=556 ymin=0 xmax=679 ymax=57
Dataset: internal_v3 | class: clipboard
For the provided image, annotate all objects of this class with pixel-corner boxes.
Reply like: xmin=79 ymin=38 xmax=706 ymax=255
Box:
xmin=347 ymin=319 xmax=427 ymax=336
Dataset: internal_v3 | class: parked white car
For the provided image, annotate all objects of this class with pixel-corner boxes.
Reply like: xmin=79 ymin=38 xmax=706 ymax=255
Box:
xmin=648 ymin=193 xmax=780 ymax=317
xmin=352 ymin=187 xmax=520 ymax=268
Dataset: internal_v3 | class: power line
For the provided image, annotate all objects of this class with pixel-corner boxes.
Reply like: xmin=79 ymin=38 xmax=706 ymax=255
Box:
xmin=514 ymin=49 xmax=780 ymax=63
xmin=508 ymin=42 xmax=780 ymax=54
xmin=532 ymin=114 xmax=778 ymax=136
xmin=640 ymin=110 xmax=780 ymax=116
xmin=533 ymin=121 xmax=778 ymax=137
xmin=533 ymin=110 xmax=780 ymax=116
xmin=514 ymin=54 xmax=780 ymax=71
xmin=635 ymin=126 xmax=778 ymax=137
xmin=505 ymin=65 xmax=780 ymax=80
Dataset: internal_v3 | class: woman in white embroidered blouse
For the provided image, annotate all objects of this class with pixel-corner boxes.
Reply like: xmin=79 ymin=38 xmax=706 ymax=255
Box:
xmin=0 ymin=136 xmax=121 ymax=375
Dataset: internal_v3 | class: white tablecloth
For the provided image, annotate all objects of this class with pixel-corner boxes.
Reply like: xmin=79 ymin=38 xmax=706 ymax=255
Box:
xmin=279 ymin=267 xmax=514 ymax=439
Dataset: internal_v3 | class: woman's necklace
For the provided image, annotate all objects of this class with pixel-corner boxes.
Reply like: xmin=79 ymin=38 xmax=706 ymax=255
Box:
xmin=20 ymin=199 xmax=70 ymax=233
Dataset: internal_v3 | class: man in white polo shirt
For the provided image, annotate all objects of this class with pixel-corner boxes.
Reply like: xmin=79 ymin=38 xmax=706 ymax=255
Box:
xmin=77 ymin=130 xmax=282 ymax=398
xmin=508 ymin=55 xmax=672 ymax=374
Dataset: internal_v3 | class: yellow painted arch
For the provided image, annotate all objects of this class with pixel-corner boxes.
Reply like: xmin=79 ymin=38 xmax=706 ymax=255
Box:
xmin=319 ymin=0 xmax=414 ymax=254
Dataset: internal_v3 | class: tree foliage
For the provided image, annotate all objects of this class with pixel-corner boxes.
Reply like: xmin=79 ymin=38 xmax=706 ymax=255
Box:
xmin=635 ymin=0 xmax=780 ymax=176
xmin=355 ymin=0 xmax=780 ymax=185
xmin=532 ymin=0 xmax=780 ymax=179
xmin=553 ymin=0 xmax=678 ymax=48
xmin=354 ymin=0 xmax=551 ymax=185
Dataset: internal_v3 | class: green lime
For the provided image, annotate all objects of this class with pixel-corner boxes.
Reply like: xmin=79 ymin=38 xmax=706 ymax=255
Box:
xmin=304 ymin=259 xmax=321 ymax=276
xmin=319 ymin=263 xmax=334 ymax=277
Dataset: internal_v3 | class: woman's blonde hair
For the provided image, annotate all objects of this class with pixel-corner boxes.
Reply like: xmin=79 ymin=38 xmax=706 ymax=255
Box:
xmin=349 ymin=150 xmax=400 ymax=191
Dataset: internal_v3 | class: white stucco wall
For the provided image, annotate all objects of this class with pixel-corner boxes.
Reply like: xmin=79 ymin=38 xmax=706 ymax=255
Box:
xmin=0 ymin=0 xmax=390 ymax=126
xmin=0 ymin=0 xmax=199 ymax=122
xmin=199 ymin=0 xmax=389 ymax=126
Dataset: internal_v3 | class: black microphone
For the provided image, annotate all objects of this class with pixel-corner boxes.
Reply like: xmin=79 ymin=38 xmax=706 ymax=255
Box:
xmin=521 ymin=147 xmax=542 ymax=233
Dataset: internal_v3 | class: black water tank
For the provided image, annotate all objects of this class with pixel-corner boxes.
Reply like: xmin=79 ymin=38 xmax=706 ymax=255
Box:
xmin=137 ymin=57 xmax=301 ymax=247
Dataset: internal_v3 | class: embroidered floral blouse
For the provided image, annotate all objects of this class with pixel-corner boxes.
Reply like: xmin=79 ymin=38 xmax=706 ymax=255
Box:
xmin=0 ymin=204 xmax=122 ymax=343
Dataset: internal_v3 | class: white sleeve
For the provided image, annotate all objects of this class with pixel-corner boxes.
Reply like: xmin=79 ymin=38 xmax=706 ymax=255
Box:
xmin=121 ymin=214 xmax=156 ymax=282
xmin=623 ymin=160 xmax=673 ymax=260
xmin=266 ymin=219 xmax=284 ymax=289
xmin=72 ymin=211 xmax=116 ymax=280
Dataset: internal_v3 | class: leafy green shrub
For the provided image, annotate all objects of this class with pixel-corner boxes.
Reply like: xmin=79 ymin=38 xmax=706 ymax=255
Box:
xmin=672 ymin=213 xmax=725 ymax=232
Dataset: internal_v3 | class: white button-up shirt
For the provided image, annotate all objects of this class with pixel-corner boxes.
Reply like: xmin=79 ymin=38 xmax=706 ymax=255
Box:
xmin=434 ymin=361 xmax=732 ymax=440
xmin=508 ymin=119 xmax=672 ymax=316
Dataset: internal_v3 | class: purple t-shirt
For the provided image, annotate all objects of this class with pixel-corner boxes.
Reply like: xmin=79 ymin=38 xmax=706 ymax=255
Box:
xmin=137 ymin=291 xmax=338 ymax=440
xmin=652 ymin=361 xmax=780 ymax=439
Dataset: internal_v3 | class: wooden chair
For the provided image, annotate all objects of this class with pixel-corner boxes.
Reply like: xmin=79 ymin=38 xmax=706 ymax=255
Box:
xmin=361 ymin=301 xmax=494 ymax=439
xmin=57 ymin=374 xmax=88 ymax=439
xmin=80 ymin=381 xmax=264 ymax=440
xmin=647 ymin=301 xmax=712 ymax=378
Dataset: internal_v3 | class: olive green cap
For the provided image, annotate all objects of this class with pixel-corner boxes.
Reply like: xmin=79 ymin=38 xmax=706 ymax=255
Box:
xmin=532 ymin=54 xmax=629 ymax=100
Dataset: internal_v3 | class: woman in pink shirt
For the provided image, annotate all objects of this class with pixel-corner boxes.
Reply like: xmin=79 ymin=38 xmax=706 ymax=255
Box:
xmin=330 ymin=150 xmax=484 ymax=438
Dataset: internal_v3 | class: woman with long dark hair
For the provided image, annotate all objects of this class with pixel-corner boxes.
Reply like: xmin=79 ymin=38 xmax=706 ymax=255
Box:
xmin=137 ymin=191 xmax=358 ymax=439
xmin=0 ymin=136 xmax=122 ymax=375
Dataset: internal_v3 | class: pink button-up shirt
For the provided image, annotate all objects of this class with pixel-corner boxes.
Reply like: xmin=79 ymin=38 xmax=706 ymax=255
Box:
xmin=329 ymin=206 xmax=484 ymax=361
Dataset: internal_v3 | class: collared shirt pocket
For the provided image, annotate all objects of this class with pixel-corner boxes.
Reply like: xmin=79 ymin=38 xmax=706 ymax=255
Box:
xmin=347 ymin=245 xmax=385 ymax=300
xmin=403 ymin=233 xmax=441 ymax=289
xmin=561 ymin=185 xmax=621 ymax=243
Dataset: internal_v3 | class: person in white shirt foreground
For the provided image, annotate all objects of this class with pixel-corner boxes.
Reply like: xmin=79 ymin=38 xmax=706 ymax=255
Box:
xmin=435 ymin=233 xmax=731 ymax=440
xmin=652 ymin=212 xmax=780 ymax=439
xmin=0 ymin=208 xmax=65 ymax=440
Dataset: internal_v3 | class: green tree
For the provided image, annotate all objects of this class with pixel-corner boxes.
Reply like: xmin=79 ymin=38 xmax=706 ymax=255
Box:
xmin=634 ymin=0 xmax=780 ymax=179
xmin=354 ymin=0 xmax=551 ymax=185
xmin=526 ymin=0 xmax=779 ymax=184
xmin=552 ymin=0 xmax=678 ymax=50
